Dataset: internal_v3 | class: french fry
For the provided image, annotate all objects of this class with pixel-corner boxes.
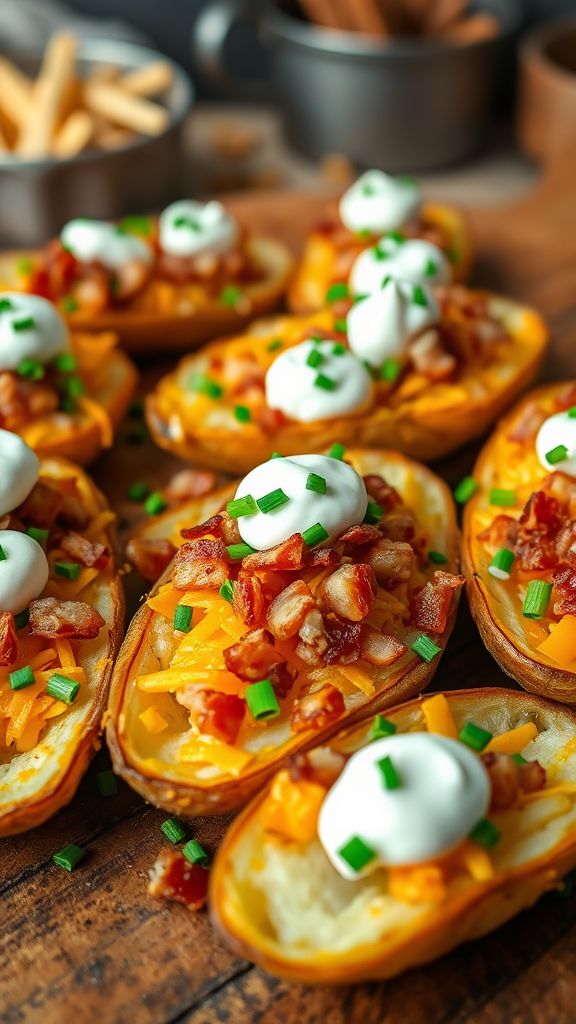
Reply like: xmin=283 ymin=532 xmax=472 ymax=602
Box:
xmin=120 ymin=60 xmax=173 ymax=98
xmin=52 ymin=109 xmax=94 ymax=158
xmin=442 ymin=13 xmax=500 ymax=42
xmin=424 ymin=0 xmax=469 ymax=34
xmin=298 ymin=0 xmax=345 ymax=30
xmin=83 ymin=80 xmax=169 ymax=136
xmin=0 ymin=58 xmax=35 ymax=129
xmin=346 ymin=0 xmax=390 ymax=36
xmin=17 ymin=33 xmax=77 ymax=158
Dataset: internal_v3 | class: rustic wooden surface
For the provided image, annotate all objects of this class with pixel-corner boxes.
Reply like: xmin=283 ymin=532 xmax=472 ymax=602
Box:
xmin=2 ymin=158 xmax=576 ymax=1024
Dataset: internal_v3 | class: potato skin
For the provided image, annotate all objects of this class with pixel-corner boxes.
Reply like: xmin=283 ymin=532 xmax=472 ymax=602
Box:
xmin=210 ymin=688 xmax=576 ymax=984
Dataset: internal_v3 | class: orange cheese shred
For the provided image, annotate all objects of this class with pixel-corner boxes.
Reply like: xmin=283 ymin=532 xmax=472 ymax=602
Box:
xmin=421 ymin=694 xmax=458 ymax=738
xmin=485 ymin=722 xmax=538 ymax=755
xmin=178 ymin=737 xmax=253 ymax=776
xmin=260 ymin=770 xmax=326 ymax=844
xmin=537 ymin=615 xmax=576 ymax=667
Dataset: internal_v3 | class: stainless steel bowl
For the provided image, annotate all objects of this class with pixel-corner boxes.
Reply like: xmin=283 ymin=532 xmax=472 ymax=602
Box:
xmin=0 ymin=38 xmax=193 ymax=246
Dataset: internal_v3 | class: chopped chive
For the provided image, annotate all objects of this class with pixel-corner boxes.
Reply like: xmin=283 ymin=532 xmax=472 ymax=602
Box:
xmin=469 ymin=818 xmax=500 ymax=850
xmin=377 ymin=755 xmax=402 ymax=789
xmin=173 ymin=215 xmax=201 ymax=230
xmin=53 ymin=843 xmax=85 ymax=871
xmin=522 ymin=579 xmax=552 ymax=619
xmin=306 ymin=473 xmax=327 ymax=495
xmin=189 ymin=373 xmax=223 ymax=399
xmin=267 ymin=338 xmax=283 ymax=352
xmin=256 ymin=488 xmax=289 ymax=514
xmin=17 ymin=357 xmax=45 ymax=381
xmin=17 ymin=259 xmax=32 ymax=276
xmin=61 ymin=296 xmax=79 ymax=313
xmin=412 ymin=284 xmax=428 ymax=307
xmin=46 ymin=673 xmax=81 ymax=704
xmin=26 ymin=526 xmax=49 ymax=549
xmin=59 ymin=396 xmax=76 ymax=414
xmin=161 ymin=817 xmax=187 ymax=843
xmin=60 ymin=375 xmax=85 ymax=399
xmin=309 ymin=335 xmax=323 ymax=344
xmin=325 ymin=282 xmax=349 ymax=304
xmin=458 ymin=721 xmax=492 ymax=752
xmin=226 ymin=542 xmax=255 ymax=560
xmin=302 ymin=522 xmax=329 ymax=547
xmin=410 ymin=634 xmax=441 ymax=662
xmin=424 ymin=258 xmax=438 ymax=277
xmin=0 ymin=544 xmax=5 ymax=562
xmin=512 ymin=753 xmax=528 ymax=765
xmin=173 ymin=604 xmax=193 ymax=632
xmin=372 ymin=243 xmax=387 ymax=261
xmin=454 ymin=476 xmax=479 ymax=504
xmin=338 ymin=835 xmax=376 ymax=872
xmin=489 ymin=488 xmax=517 ymax=507
xmin=353 ymin=293 xmax=368 ymax=304
xmin=363 ymin=501 xmax=383 ymax=525
xmin=428 ymin=550 xmax=448 ymax=565
xmin=53 ymin=352 xmax=77 ymax=372
xmin=568 ymin=407 xmax=576 ymax=419
xmin=219 ymin=580 xmax=234 ymax=603
xmin=363 ymin=360 xmax=377 ymax=380
xmin=368 ymin=714 xmax=397 ymax=741
xmin=14 ymin=608 xmax=29 ymax=630
xmin=488 ymin=548 xmax=515 ymax=580
xmin=332 ymin=342 xmax=346 ymax=355
xmin=306 ymin=348 xmax=324 ymax=369
xmin=182 ymin=839 xmax=209 ymax=866
xmin=327 ymin=442 xmax=346 ymax=460
xmin=126 ymin=481 xmax=151 ymax=502
xmin=381 ymin=274 xmax=392 ymax=289
xmin=220 ymin=285 xmax=243 ymax=308
xmin=245 ymin=678 xmax=280 ymax=720
xmin=9 ymin=665 xmax=35 ymax=691
xmin=119 ymin=214 xmax=152 ymax=235
xmin=96 ymin=770 xmax=118 ymax=798
xmin=545 ymin=444 xmax=569 ymax=465
xmin=447 ymin=246 xmax=460 ymax=264
xmin=333 ymin=317 xmax=347 ymax=334
xmin=314 ymin=373 xmax=337 ymax=391
xmin=269 ymin=451 xmax=283 ymax=460
xmin=226 ymin=495 xmax=257 ymax=518
xmin=234 ymin=404 xmax=251 ymax=423
xmin=55 ymin=561 xmax=81 ymax=580
xmin=385 ymin=230 xmax=405 ymax=244
xmin=0 ymin=297 xmax=13 ymax=310
xmin=13 ymin=315 xmax=35 ymax=331
xmin=356 ymin=228 xmax=372 ymax=239
xmin=144 ymin=492 xmax=167 ymax=516
xmin=380 ymin=358 xmax=402 ymax=383
xmin=397 ymin=175 xmax=416 ymax=187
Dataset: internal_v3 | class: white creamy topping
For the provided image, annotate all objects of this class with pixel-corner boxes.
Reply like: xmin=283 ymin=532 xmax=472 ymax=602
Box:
xmin=349 ymin=237 xmax=451 ymax=297
xmin=318 ymin=733 xmax=490 ymax=880
xmin=347 ymin=278 xmax=440 ymax=368
xmin=339 ymin=170 xmax=421 ymax=235
xmin=265 ymin=340 xmax=373 ymax=423
xmin=0 ymin=530 xmax=49 ymax=614
xmin=234 ymin=454 xmax=368 ymax=551
xmin=535 ymin=411 xmax=576 ymax=478
xmin=0 ymin=292 xmax=70 ymax=372
xmin=159 ymin=200 xmax=238 ymax=257
xmin=60 ymin=219 xmax=152 ymax=270
xmin=0 ymin=430 xmax=39 ymax=517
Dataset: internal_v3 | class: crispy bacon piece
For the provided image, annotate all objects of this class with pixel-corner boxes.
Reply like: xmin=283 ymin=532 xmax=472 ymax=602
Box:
xmin=366 ymin=539 xmax=416 ymax=584
xmin=555 ymin=522 xmax=576 ymax=564
xmin=320 ymin=563 xmax=376 ymax=622
xmin=339 ymin=523 xmax=381 ymax=546
xmin=173 ymin=539 xmax=229 ymax=590
xmin=477 ymin=515 xmax=519 ymax=556
xmin=17 ymin=481 xmax=63 ymax=528
xmin=61 ymin=532 xmax=109 ymax=570
xmin=111 ymin=258 xmax=151 ymax=301
xmin=554 ymin=384 xmax=576 ymax=412
xmin=362 ymin=475 xmax=402 ymax=513
xmin=553 ymin=564 xmax=576 ymax=616
xmin=223 ymin=627 xmax=285 ymax=681
xmin=379 ymin=508 xmax=416 ymax=543
xmin=519 ymin=491 xmax=561 ymax=533
xmin=176 ymin=687 xmax=245 ymax=744
xmin=0 ymin=612 xmax=17 ymax=667
xmin=58 ymin=477 xmax=91 ymax=530
xmin=323 ymin=617 xmax=361 ymax=664
xmin=409 ymin=329 xmax=456 ymax=381
xmin=508 ymin=401 xmax=547 ymax=443
xmin=411 ymin=570 xmax=465 ymax=634
xmin=542 ymin=473 xmax=576 ymax=519
xmin=33 ymin=239 xmax=76 ymax=299
xmin=73 ymin=271 xmax=109 ymax=314
xmin=519 ymin=759 xmax=547 ymax=793
xmin=305 ymin=547 xmax=340 ymax=569
xmin=126 ymin=537 xmax=176 ymax=582
xmin=515 ymin=495 xmax=560 ymax=570
xmin=359 ymin=625 xmax=408 ymax=667
xmin=291 ymin=684 xmax=345 ymax=734
xmin=148 ymin=848 xmax=209 ymax=911
xmin=289 ymin=746 xmax=347 ymax=788
xmin=266 ymin=579 xmax=316 ymax=640
xmin=165 ymin=468 xmax=218 ymax=503
xmin=180 ymin=511 xmax=240 ymax=545
xmin=481 ymin=752 xmax=546 ymax=810
xmin=232 ymin=570 xmax=265 ymax=627
xmin=295 ymin=609 xmax=329 ymax=665
xmin=29 ymin=597 xmax=105 ymax=639
xmin=242 ymin=533 xmax=305 ymax=571
xmin=0 ymin=372 xmax=58 ymax=429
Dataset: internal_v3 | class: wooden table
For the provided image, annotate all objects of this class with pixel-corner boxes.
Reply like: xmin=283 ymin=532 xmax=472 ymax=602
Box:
xmin=2 ymin=155 xmax=576 ymax=1024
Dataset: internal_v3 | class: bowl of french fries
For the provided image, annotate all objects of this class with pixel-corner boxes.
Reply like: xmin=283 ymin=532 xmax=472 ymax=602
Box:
xmin=0 ymin=32 xmax=193 ymax=246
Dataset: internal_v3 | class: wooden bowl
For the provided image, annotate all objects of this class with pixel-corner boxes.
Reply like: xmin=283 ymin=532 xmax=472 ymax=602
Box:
xmin=517 ymin=17 xmax=576 ymax=164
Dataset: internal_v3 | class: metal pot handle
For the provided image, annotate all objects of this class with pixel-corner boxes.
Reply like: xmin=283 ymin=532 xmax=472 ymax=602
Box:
xmin=191 ymin=0 xmax=267 ymax=98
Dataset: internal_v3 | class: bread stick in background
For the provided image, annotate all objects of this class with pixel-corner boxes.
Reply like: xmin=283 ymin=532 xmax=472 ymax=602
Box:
xmin=423 ymin=0 xmax=469 ymax=35
xmin=52 ymin=109 xmax=94 ymax=158
xmin=17 ymin=33 xmax=77 ymax=157
xmin=298 ymin=0 xmax=346 ymax=30
xmin=443 ymin=12 xmax=500 ymax=42
xmin=120 ymin=60 xmax=174 ymax=98
xmin=83 ymin=80 xmax=169 ymax=136
xmin=0 ymin=58 xmax=35 ymax=131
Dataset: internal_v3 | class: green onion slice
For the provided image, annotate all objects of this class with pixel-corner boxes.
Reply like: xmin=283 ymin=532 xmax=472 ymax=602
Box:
xmin=256 ymin=488 xmax=289 ymax=514
xmin=458 ymin=721 xmax=492 ymax=752
xmin=96 ymin=770 xmax=118 ymax=798
xmin=306 ymin=473 xmax=327 ymax=494
xmin=226 ymin=542 xmax=255 ymax=561
xmin=226 ymin=495 xmax=257 ymax=519
xmin=144 ymin=492 xmax=168 ymax=516
xmin=489 ymin=488 xmax=517 ymax=507
xmin=54 ymin=561 xmax=81 ymax=580
xmin=522 ymin=579 xmax=552 ymax=619
xmin=327 ymin=442 xmax=346 ymax=460
xmin=161 ymin=817 xmax=187 ymax=843
xmin=368 ymin=714 xmax=397 ymax=741
xmin=454 ymin=476 xmax=479 ymax=504
xmin=46 ymin=673 xmax=81 ymax=704
xmin=377 ymin=755 xmax=402 ymax=789
xmin=488 ymin=548 xmax=515 ymax=580
xmin=428 ymin=550 xmax=448 ymax=565
xmin=53 ymin=843 xmax=85 ymax=871
xmin=302 ymin=522 xmax=329 ymax=547
xmin=410 ymin=634 xmax=441 ymax=662
xmin=219 ymin=580 xmax=234 ymax=603
xmin=245 ymin=678 xmax=280 ymax=720
xmin=545 ymin=444 xmax=569 ymax=465
xmin=173 ymin=604 xmax=193 ymax=632
xmin=182 ymin=839 xmax=209 ymax=866
xmin=9 ymin=665 xmax=35 ymax=691
xmin=338 ymin=835 xmax=376 ymax=872
xmin=469 ymin=818 xmax=500 ymax=850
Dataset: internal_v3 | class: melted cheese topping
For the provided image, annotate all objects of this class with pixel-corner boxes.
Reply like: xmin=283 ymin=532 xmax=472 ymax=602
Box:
xmin=535 ymin=411 xmax=576 ymax=477
xmin=158 ymin=199 xmax=238 ymax=257
xmin=318 ymin=733 xmax=490 ymax=880
xmin=234 ymin=454 xmax=368 ymax=551
xmin=347 ymin=278 xmax=440 ymax=368
xmin=60 ymin=219 xmax=152 ymax=270
xmin=350 ymin=237 xmax=451 ymax=297
xmin=265 ymin=339 xmax=373 ymax=423
xmin=0 ymin=430 xmax=39 ymax=517
xmin=0 ymin=292 xmax=70 ymax=371
xmin=339 ymin=171 xmax=421 ymax=234
xmin=0 ymin=530 xmax=49 ymax=614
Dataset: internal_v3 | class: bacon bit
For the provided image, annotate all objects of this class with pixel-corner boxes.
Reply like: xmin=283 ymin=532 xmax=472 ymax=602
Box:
xmin=111 ymin=258 xmax=151 ymax=301
xmin=148 ymin=848 xmax=209 ymax=911
xmin=165 ymin=469 xmax=218 ymax=503
xmin=554 ymin=384 xmax=576 ymax=412
xmin=519 ymin=759 xmax=547 ymax=793
xmin=411 ymin=570 xmax=465 ymax=634
xmin=320 ymin=563 xmax=376 ymax=622
xmin=359 ymin=625 xmax=407 ymax=667
xmin=180 ymin=511 xmax=241 ymax=545
xmin=288 ymin=746 xmax=347 ymax=788
xmin=266 ymin=580 xmax=316 ymax=640
xmin=291 ymin=684 xmax=345 ymax=734
xmin=519 ymin=491 xmax=561 ymax=533
xmin=409 ymin=329 xmax=456 ymax=381
xmin=508 ymin=401 xmax=547 ymax=443
xmin=362 ymin=475 xmax=402 ymax=513
xmin=305 ymin=547 xmax=340 ymax=569
xmin=173 ymin=539 xmax=229 ymax=590
xmin=477 ymin=515 xmax=519 ymax=556
xmin=295 ymin=609 xmax=329 ymax=665
xmin=232 ymin=571 xmax=265 ymax=627
xmin=379 ymin=508 xmax=416 ymax=543
xmin=61 ymin=532 xmax=109 ymax=570
xmin=323 ymin=617 xmax=361 ymax=664
xmin=126 ymin=536 xmax=176 ymax=582
xmin=17 ymin=481 xmax=63 ymax=528
xmin=0 ymin=372 xmax=58 ymax=429
xmin=542 ymin=473 xmax=576 ymax=519
xmin=33 ymin=239 xmax=76 ymax=300
xmin=242 ymin=533 xmax=305 ymax=572
xmin=176 ymin=687 xmax=245 ymax=744
xmin=481 ymin=752 xmax=546 ymax=810
xmin=553 ymin=565 xmax=576 ymax=616
xmin=555 ymin=522 xmax=576 ymax=564
xmin=339 ymin=523 xmax=381 ymax=546
xmin=0 ymin=612 xmax=17 ymax=667
xmin=73 ymin=271 xmax=109 ymax=314
xmin=268 ymin=662 xmax=294 ymax=700
xmin=223 ymin=627 xmax=285 ymax=681
xmin=365 ymin=539 xmax=416 ymax=584
xmin=29 ymin=597 xmax=105 ymax=639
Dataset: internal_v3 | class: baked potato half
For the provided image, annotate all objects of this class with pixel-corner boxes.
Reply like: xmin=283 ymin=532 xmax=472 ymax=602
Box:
xmin=463 ymin=382 xmax=576 ymax=703
xmin=211 ymin=687 xmax=576 ymax=984
xmin=107 ymin=448 xmax=461 ymax=816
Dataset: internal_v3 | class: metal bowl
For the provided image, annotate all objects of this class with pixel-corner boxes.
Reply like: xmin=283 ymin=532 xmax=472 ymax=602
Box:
xmin=0 ymin=37 xmax=193 ymax=246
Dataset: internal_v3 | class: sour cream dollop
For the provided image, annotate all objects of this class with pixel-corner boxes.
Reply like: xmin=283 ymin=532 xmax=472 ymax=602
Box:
xmin=339 ymin=170 xmax=422 ymax=235
xmin=159 ymin=200 xmax=238 ymax=257
xmin=234 ymin=454 xmax=368 ymax=551
xmin=60 ymin=219 xmax=152 ymax=270
xmin=536 ymin=411 xmax=576 ymax=477
xmin=350 ymin=237 xmax=451 ymax=298
xmin=318 ymin=733 xmax=490 ymax=880
xmin=0 ymin=530 xmax=49 ymax=614
xmin=0 ymin=292 xmax=70 ymax=372
xmin=0 ymin=430 xmax=40 ymax=517
xmin=265 ymin=340 xmax=373 ymax=423
xmin=347 ymin=278 xmax=440 ymax=368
